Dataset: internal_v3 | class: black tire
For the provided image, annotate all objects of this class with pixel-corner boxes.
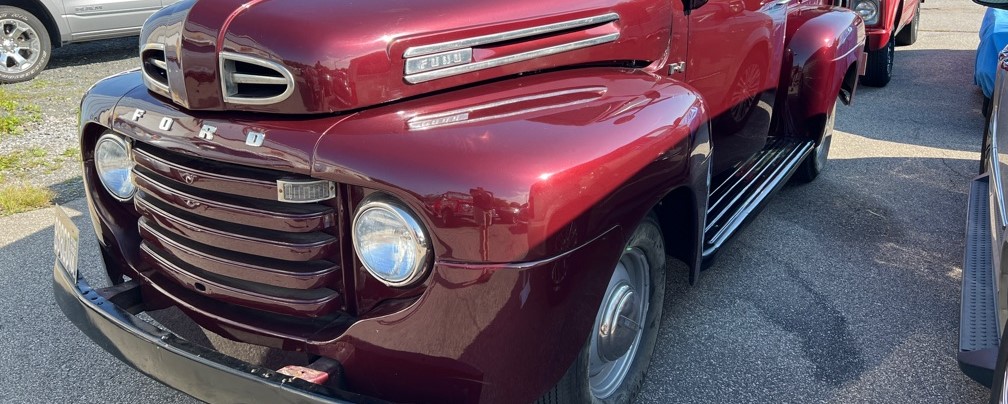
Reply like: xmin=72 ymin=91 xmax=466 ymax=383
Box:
xmin=538 ymin=213 xmax=666 ymax=404
xmin=862 ymin=35 xmax=894 ymax=87
xmin=793 ymin=99 xmax=837 ymax=183
xmin=895 ymin=5 xmax=920 ymax=46
xmin=0 ymin=6 xmax=51 ymax=84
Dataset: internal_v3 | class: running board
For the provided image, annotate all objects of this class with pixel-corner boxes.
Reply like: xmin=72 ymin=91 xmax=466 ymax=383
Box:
xmin=702 ymin=137 xmax=813 ymax=257
xmin=958 ymin=175 xmax=1000 ymax=387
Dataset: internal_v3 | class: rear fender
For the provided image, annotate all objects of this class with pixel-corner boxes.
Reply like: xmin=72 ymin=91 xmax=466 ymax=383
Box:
xmin=776 ymin=7 xmax=864 ymax=141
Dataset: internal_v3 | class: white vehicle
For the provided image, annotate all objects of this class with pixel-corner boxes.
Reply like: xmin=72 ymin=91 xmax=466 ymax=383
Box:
xmin=1 ymin=0 xmax=171 ymax=83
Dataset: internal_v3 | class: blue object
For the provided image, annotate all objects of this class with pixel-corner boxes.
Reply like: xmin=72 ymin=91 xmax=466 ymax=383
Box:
xmin=976 ymin=8 xmax=1008 ymax=98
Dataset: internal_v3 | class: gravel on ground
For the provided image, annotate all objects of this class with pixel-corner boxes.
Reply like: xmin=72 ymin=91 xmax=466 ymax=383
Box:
xmin=0 ymin=36 xmax=139 ymax=203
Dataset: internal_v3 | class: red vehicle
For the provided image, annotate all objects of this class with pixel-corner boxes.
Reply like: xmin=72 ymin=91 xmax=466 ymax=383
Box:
xmin=842 ymin=0 xmax=922 ymax=86
xmin=51 ymin=0 xmax=865 ymax=402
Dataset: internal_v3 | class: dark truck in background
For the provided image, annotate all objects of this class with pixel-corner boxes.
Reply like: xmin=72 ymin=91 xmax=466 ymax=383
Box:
xmin=51 ymin=0 xmax=865 ymax=402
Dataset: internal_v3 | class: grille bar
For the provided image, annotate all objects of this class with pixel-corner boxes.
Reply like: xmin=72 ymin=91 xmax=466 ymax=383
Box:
xmin=139 ymin=221 xmax=340 ymax=290
xmin=133 ymin=146 xmax=281 ymax=201
xmin=142 ymin=242 xmax=341 ymax=318
xmin=134 ymin=168 xmax=335 ymax=233
xmin=232 ymin=73 xmax=288 ymax=86
xmin=136 ymin=199 xmax=338 ymax=262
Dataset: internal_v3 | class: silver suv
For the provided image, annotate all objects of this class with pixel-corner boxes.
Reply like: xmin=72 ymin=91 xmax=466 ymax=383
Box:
xmin=1 ymin=0 xmax=171 ymax=83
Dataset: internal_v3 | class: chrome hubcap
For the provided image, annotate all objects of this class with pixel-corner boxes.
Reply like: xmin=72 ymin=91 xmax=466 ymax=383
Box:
xmin=0 ymin=19 xmax=40 ymax=74
xmin=589 ymin=248 xmax=650 ymax=399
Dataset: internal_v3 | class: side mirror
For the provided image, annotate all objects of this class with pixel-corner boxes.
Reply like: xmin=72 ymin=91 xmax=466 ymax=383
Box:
xmin=975 ymin=0 xmax=1008 ymax=10
xmin=683 ymin=0 xmax=709 ymax=15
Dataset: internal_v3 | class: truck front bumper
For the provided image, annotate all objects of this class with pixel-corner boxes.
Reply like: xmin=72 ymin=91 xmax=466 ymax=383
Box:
xmin=865 ymin=27 xmax=893 ymax=51
xmin=51 ymin=258 xmax=379 ymax=404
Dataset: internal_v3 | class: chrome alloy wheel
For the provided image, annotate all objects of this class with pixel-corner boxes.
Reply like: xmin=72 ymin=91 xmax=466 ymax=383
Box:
xmin=0 ymin=18 xmax=41 ymax=75
xmin=729 ymin=63 xmax=761 ymax=123
xmin=588 ymin=247 xmax=651 ymax=399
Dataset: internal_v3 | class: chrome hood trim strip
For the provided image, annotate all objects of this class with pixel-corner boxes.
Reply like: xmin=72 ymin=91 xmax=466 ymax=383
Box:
xmin=403 ymin=13 xmax=619 ymax=57
xmin=404 ymin=32 xmax=620 ymax=84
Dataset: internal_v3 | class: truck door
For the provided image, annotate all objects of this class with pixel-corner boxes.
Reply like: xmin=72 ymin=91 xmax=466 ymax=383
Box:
xmin=685 ymin=0 xmax=789 ymax=176
xmin=61 ymin=0 xmax=161 ymax=41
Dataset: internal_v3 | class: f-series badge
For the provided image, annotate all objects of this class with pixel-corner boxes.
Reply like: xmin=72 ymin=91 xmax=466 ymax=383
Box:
xmin=404 ymin=49 xmax=473 ymax=75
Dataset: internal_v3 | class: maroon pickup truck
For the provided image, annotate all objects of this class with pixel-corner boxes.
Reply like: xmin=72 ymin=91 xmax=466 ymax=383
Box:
xmin=51 ymin=0 xmax=865 ymax=402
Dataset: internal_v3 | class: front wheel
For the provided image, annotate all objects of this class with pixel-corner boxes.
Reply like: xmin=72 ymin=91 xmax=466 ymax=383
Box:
xmin=538 ymin=214 xmax=666 ymax=404
xmin=862 ymin=35 xmax=895 ymax=87
xmin=0 ymin=6 xmax=51 ymax=84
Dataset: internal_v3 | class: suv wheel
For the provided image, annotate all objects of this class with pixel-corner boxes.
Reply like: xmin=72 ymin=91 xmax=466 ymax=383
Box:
xmin=0 ymin=6 xmax=51 ymax=84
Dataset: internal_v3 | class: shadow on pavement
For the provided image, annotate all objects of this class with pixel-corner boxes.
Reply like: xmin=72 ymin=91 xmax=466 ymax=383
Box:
xmin=49 ymin=176 xmax=84 ymax=205
xmin=645 ymin=153 xmax=988 ymax=403
xmin=46 ymin=36 xmax=139 ymax=70
xmin=839 ymin=49 xmax=985 ymax=153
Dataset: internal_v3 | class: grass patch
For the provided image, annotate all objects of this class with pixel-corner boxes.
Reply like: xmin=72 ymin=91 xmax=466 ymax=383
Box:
xmin=29 ymin=79 xmax=52 ymax=89
xmin=0 ymin=184 xmax=54 ymax=215
xmin=0 ymin=87 xmax=43 ymax=136
xmin=0 ymin=148 xmax=51 ymax=172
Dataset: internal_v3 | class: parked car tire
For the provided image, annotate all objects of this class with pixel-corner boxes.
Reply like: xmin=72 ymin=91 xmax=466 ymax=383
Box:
xmin=538 ymin=213 xmax=666 ymax=404
xmin=794 ymin=99 xmax=837 ymax=183
xmin=862 ymin=35 xmax=895 ymax=87
xmin=895 ymin=5 xmax=921 ymax=46
xmin=0 ymin=6 xmax=51 ymax=84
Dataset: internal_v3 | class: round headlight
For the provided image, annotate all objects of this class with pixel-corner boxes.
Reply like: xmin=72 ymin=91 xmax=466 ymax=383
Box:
xmin=94 ymin=133 xmax=136 ymax=201
xmin=352 ymin=198 xmax=432 ymax=287
xmin=854 ymin=0 xmax=879 ymax=25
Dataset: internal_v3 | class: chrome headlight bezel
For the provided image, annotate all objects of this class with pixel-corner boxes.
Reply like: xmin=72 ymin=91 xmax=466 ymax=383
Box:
xmin=94 ymin=132 xmax=136 ymax=201
xmin=352 ymin=196 xmax=432 ymax=287
xmin=852 ymin=0 xmax=881 ymax=25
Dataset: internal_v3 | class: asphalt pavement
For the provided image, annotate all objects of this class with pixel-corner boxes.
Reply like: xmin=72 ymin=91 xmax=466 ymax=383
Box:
xmin=0 ymin=0 xmax=995 ymax=402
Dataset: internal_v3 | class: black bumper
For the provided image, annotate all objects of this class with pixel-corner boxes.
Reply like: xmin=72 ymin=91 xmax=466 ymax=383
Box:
xmin=51 ymin=262 xmax=381 ymax=404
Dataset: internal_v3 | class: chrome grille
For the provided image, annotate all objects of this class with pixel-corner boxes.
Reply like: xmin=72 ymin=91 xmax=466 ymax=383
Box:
xmin=141 ymin=44 xmax=169 ymax=95
xmin=131 ymin=143 xmax=344 ymax=318
xmin=220 ymin=52 xmax=295 ymax=105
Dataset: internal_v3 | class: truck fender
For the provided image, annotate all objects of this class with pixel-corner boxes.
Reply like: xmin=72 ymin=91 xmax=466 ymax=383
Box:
xmin=776 ymin=7 xmax=864 ymax=141
xmin=311 ymin=67 xmax=711 ymax=402
xmin=314 ymin=67 xmax=711 ymax=267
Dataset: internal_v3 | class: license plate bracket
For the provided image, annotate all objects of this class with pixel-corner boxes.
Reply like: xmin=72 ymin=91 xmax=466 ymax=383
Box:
xmin=53 ymin=205 xmax=80 ymax=281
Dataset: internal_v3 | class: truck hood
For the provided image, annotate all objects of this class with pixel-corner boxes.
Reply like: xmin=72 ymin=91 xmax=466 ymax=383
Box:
xmin=139 ymin=0 xmax=671 ymax=114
